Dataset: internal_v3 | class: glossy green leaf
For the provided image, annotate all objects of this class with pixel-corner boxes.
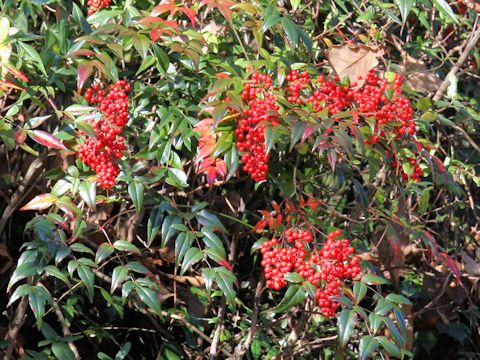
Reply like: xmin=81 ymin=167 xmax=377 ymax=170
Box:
xmin=271 ymin=284 xmax=305 ymax=313
xmin=180 ymin=247 xmax=203 ymax=275
xmin=51 ymin=342 xmax=76 ymax=360
xmin=135 ymin=285 xmax=162 ymax=315
xmin=128 ymin=181 xmax=145 ymax=214
xmin=95 ymin=243 xmax=115 ymax=264
xmin=337 ymin=308 xmax=357 ymax=348
xmin=214 ymin=267 xmax=236 ymax=304
xmin=79 ymin=181 xmax=96 ymax=208
xmin=111 ymin=266 xmax=129 ymax=294
xmin=77 ymin=265 xmax=95 ymax=302
xmin=113 ymin=240 xmax=141 ymax=254
xmin=359 ymin=335 xmax=379 ymax=360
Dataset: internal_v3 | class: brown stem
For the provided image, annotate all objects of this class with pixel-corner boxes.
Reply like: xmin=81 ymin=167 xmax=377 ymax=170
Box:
xmin=2 ymin=297 xmax=29 ymax=360
xmin=52 ymin=302 xmax=81 ymax=359
xmin=433 ymin=16 xmax=480 ymax=102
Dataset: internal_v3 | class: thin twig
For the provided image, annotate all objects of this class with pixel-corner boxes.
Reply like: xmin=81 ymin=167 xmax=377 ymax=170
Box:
xmin=2 ymin=297 xmax=29 ymax=360
xmin=433 ymin=16 xmax=480 ymax=102
xmin=0 ymin=157 xmax=44 ymax=237
xmin=52 ymin=301 xmax=81 ymax=359
xmin=232 ymin=278 xmax=264 ymax=359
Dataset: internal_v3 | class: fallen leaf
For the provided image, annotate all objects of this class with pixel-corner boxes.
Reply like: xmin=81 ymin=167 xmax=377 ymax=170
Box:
xmin=327 ymin=44 xmax=383 ymax=83
xmin=461 ymin=0 xmax=480 ymax=13
xmin=398 ymin=54 xmax=442 ymax=93
xmin=462 ymin=251 xmax=480 ymax=275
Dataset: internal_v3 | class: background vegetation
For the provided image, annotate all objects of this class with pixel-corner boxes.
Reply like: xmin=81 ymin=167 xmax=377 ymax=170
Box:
xmin=0 ymin=0 xmax=480 ymax=359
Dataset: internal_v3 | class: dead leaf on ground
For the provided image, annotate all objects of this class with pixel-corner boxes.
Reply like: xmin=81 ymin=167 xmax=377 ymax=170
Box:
xmin=462 ymin=251 xmax=480 ymax=275
xmin=327 ymin=44 xmax=384 ymax=84
xmin=462 ymin=0 xmax=480 ymax=13
xmin=398 ymin=54 xmax=442 ymax=93
xmin=200 ymin=21 xmax=226 ymax=36
xmin=0 ymin=243 xmax=12 ymax=274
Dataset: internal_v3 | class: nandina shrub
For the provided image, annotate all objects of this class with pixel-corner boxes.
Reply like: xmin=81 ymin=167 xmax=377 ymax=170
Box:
xmin=0 ymin=1 xmax=479 ymax=359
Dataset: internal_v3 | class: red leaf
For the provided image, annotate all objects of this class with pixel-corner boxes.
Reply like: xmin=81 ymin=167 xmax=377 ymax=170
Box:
xmin=15 ymin=130 xmax=27 ymax=145
xmin=440 ymin=252 xmax=462 ymax=283
xmin=20 ymin=194 xmax=57 ymax=211
xmin=77 ymin=62 xmax=93 ymax=94
xmin=180 ymin=7 xmax=197 ymax=26
xmin=253 ymin=219 xmax=267 ymax=233
xmin=200 ymin=0 xmax=236 ymax=21
xmin=68 ymin=49 xmax=96 ymax=57
xmin=217 ymin=259 xmax=233 ymax=271
xmin=0 ymin=80 xmax=23 ymax=91
xmin=151 ymin=2 xmax=176 ymax=16
xmin=30 ymin=130 xmax=68 ymax=150
xmin=4 ymin=64 xmax=29 ymax=82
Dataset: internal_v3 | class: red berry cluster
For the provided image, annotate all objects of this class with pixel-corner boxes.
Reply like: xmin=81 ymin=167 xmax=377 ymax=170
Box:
xmin=87 ymin=0 xmax=111 ymax=15
xmin=285 ymin=69 xmax=415 ymax=143
xmin=235 ymin=72 xmax=279 ymax=182
xmin=260 ymin=229 xmax=360 ymax=318
xmin=230 ymin=68 xmax=419 ymax=182
xmin=77 ymin=80 xmax=130 ymax=189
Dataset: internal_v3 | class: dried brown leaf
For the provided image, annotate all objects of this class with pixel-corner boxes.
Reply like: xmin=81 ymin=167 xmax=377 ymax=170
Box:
xmin=462 ymin=251 xmax=480 ymax=275
xmin=398 ymin=54 xmax=442 ymax=93
xmin=462 ymin=0 xmax=480 ymax=13
xmin=327 ymin=44 xmax=383 ymax=83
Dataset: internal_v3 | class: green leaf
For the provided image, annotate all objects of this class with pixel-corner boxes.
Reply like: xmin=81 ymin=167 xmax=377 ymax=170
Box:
xmin=7 ymin=284 xmax=32 ymax=307
xmin=203 ymin=268 xmax=215 ymax=292
xmin=126 ymin=261 xmax=151 ymax=275
xmin=18 ymin=42 xmax=47 ymax=76
xmin=353 ymin=281 xmax=368 ymax=304
xmin=44 ymin=265 xmax=70 ymax=286
xmin=79 ymin=181 xmax=96 ymax=208
xmin=262 ymin=5 xmax=281 ymax=32
xmin=8 ymin=262 xmax=39 ymax=290
xmin=290 ymin=122 xmax=306 ymax=151
xmin=135 ymin=285 xmax=162 ymax=315
xmin=77 ymin=265 xmax=95 ymax=302
xmin=181 ymin=247 xmax=203 ymax=275
xmin=281 ymin=17 xmax=299 ymax=46
xmin=95 ymin=243 xmax=115 ymax=264
xmin=271 ymin=284 xmax=305 ymax=313
xmin=167 ymin=168 xmax=188 ymax=187
xmin=214 ymin=267 xmax=237 ymax=304
xmin=147 ymin=207 xmax=163 ymax=246
xmin=368 ymin=313 xmax=383 ymax=334
xmin=51 ymin=342 xmax=76 ymax=360
xmin=29 ymin=288 xmax=49 ymax=328
xmin=161 ymin=215 xmax=182 ymax=247
xmin=175 ymin=232 xmax=194 ymax=267
xmin=87 ymin=9 xmax=124 ymax=25
xmin=113 ymin=240 xmax=141 ymax=254
xmin=386 ymin=293 xmax=412 ymax=305
xmin=132 ymin=34 xmax=151 ymax=59
xmin=201 ymin=230 xmax=226 ymax=258
xmin=361 ymin=274 xmax=389 ymax=285
xmin=419 ymin=188 xmax=430 ymax=214
xmin=376 ymin=336 xmax=402 ymax=358
xmin=265 ymin=126 xmax=280 ymax=154
xmin=70 ymin=243 xmax=95 ymax=256
xmin=394 ymin=0 xmax=415 ymax=25
xmin=359 ymin=336 xmax=379 ymax=360
xmin=337 ymin=308 xmax=357 ymax=348
xmin=128 ymin=181 xmax=145 ymax=214
xmin=434 ymin=0 xmax=458 ymax=24
xmin=284 ymin=272 xmax=305 ymax=283
xmin=111 ymin=266 xmax=129 ymax=294
xmin=195 ymin=210 xmax=227 ymax=232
